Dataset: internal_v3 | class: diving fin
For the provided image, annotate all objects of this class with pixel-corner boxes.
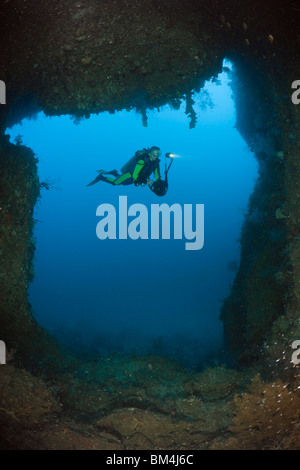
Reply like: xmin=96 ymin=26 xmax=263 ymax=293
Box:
xmin=86 ymin=173 xmax=105 ymax=186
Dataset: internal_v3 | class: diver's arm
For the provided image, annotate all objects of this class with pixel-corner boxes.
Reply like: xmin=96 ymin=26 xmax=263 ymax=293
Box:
xmin=146 ymin=166 xmax=159 ymax=186
xmin=132 ymin=159 xmax=145 ymax=183
xmin=154 ymin=166 xmax=161 ymax=181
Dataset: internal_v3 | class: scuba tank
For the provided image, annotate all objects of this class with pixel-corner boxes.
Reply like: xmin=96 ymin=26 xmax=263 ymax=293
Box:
xmin=121 ymin=149 xmax=145 ymax=174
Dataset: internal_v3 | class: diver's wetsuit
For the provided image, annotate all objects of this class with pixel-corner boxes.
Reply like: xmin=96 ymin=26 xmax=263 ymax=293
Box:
xmin=87 ymin=150 xmax=161 ymax=187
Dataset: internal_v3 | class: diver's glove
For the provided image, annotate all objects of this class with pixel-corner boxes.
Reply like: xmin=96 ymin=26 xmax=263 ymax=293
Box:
xmin=134 ymin=175 xmax=147 ymax=186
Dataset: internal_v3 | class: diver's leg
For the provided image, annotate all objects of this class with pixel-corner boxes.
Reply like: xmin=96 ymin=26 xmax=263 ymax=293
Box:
xmin=97 ymin=169 xmax=120 ymax=176
xmin=103 ymin=172 xmax=133 ymax=185
xmin=110 ymin=169 xmax=120 ymax=177
xmin=87 ymin=172 xmax=132 ymax=187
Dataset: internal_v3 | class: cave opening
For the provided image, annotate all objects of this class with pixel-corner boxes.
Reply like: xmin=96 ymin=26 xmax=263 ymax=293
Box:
xmin=1 ymin=0 xmax=299 ymax=450
xmin=7 ymin=60 xmax=258 ymax=368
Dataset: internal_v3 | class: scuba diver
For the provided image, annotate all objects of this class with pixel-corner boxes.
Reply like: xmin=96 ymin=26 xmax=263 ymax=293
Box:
xmin=87 ymin=146 xmax=174 ymax=196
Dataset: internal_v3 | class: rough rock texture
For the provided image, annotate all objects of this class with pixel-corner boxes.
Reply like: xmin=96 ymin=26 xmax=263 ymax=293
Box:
xmin=0 ymin=139 xmax=39 ymax=347
xmin=0 ymin=0 xmax=300 ymax=449
xmin=96 ymin=408 xmax=212 ymax=450
xmin=0 ymin=357 xmax=298 ymax=450
xmin=1 ymin=0 xmax=224 ymax=122
xmin=0 ymin=365 xmax=60 ymax=424
xmin=0 ymin=358 xmax=247 ymax=450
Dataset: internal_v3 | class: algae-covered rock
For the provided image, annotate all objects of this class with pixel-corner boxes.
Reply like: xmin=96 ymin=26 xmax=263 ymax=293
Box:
xmin=0 ymin=365 xmax=61 ymax=425
xmin=35 ymin=421 xmax=124 ymax=450
xmin=183 ymin=366 xmax=240 ymax=401
xmin=96 ymin=407 xmax=209 ymax=450
xmin=174 ymin=397 xmax=233 ymax=434
xmin=228 ymin=374 xmax=300 ymax=450
xmin=56 ymin=375 xmax=120 ymax=418
xmin=57 ymin=355 xmax=187 ymax=418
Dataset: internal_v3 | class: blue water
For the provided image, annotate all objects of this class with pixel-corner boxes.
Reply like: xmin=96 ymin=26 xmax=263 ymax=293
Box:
xmin=8 ymin=62 xmax=258 ymax=366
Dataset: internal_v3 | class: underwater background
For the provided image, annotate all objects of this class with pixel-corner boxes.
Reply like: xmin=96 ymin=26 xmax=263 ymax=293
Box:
xmin=8 ymin=62 xmax=258 ymax=367
xmin=2 ymin=0 xmax=300 ymax=451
